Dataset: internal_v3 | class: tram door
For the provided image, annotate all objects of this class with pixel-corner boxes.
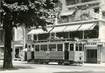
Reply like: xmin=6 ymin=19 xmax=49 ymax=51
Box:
xmin=64 ymin=43 xmax=69 ymax=60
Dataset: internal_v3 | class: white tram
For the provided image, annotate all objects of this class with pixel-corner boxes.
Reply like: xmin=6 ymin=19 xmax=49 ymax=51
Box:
xmin=27 ymin=40 xmax=84 ymax=64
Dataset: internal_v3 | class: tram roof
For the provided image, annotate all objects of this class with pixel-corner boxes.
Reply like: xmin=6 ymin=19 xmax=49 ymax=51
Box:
xmin=28 ymin=23 xmax=97 ymax=35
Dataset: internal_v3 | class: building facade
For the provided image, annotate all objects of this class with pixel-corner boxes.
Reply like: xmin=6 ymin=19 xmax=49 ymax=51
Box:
xmin=0 ymin=26 xmax=26 ymax=61
xmin=27 ymin=0 xmax=105 ymax=63
xmin=12 ymin=27 xmax=26 ymax=61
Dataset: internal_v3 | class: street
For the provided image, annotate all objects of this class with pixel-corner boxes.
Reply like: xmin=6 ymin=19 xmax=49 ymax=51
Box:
xmin=0 ymin=61 xmax=105 ymax=73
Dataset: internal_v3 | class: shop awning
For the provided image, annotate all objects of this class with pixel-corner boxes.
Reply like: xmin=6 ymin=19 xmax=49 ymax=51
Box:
xmin=78 ymin=23 xmax=96 ymax=31
xmin=64 ymin=23 xmax=96 ymax=32
xmin=28 ymin=23 xmax=97 ymax=35
xmin=51 ymin=26 xmax=66 ymax=33
xmin=28 ymin=27 xmax=52 ymax=35
xmin=64 ymin=24 xmax=80 ymax=32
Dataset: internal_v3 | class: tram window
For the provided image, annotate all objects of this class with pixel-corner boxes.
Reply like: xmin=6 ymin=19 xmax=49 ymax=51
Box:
xmin=28 ymin=45 xmax=31 ymax=51
xmin=28 ymin=45 xmax=31 ymax=48
xmin=35 ymin=45 xmax=39 ymax=51
xmin=49 ymin=44 xmax=56 ymax=51
xmin=76 ymin=44 xmax=79 ymax=51
xmin=70 ymin=44 xmax=74 ymax=51
xmin=41 ymin=45 xmax=47 ymax=51
xmin=57 ymin=44 xmax=63 ymax=51
xmin=79 ymin=44 xmax=82 ymax=51
xmin=65 ymin=43 xmax=69 ymax=49
xmin=32 ymin=44 xmax=34 ymax=48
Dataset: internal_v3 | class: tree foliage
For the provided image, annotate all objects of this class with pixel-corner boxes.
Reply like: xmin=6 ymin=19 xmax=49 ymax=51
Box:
xmin=1 ymin=0 xmax=61 ymax=30
xmin=0 ymin=0 xmax=62 ymax=69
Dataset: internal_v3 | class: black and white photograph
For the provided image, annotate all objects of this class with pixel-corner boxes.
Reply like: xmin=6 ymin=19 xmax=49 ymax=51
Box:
xmin=0 ymin=0 xmax=105 ymax=73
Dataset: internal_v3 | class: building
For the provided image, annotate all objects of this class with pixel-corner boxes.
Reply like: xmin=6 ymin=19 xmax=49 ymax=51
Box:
xmin=27 ymin=0 xmax=105 ymax=63
xmin=12 ymin=27 xmax=26 ymax=61
xmin=0 ymin=26 xmax=26 ymax=61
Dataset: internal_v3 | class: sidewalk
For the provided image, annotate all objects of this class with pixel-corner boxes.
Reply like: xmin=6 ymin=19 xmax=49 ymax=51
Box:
xmin=1 ymin=60 xmax=105 ymax=67
xmin=0 ymin=61 xmax=105 ymax=73
xmin=83 ymin=63 xmax=105 ymax=67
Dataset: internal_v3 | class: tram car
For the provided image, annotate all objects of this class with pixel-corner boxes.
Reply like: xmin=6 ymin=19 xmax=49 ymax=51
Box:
xmin=27 ymin=40 xmax=84 ymax=65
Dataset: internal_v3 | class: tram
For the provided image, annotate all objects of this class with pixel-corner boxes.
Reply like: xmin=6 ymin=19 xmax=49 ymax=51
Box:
xmin=27 ymin=40 xmax=84 ymax=65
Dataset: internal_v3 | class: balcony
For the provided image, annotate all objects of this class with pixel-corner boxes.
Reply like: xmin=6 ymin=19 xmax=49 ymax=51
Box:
xmin=66 ymin=0 xmax=100 ymax=8
xmin=61 ymin=19 xmax=99 ymax=26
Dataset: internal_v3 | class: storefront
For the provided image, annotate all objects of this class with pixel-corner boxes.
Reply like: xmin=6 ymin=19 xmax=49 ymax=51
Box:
xmin=13 ymin=44 xmax=24 ymax=61
xmin=27 ymin=0 xmax=105 ymax=63
xmin=27 ymin=20 xmax=105 ymax=63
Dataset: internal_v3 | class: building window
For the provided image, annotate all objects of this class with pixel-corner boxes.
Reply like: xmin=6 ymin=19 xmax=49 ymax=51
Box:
xmin=84 ymin=25 xmax=99 ymax=39
xmin=15 ymin=48 xmax=19 ymax=58
xmin=34 ymin=35 xmax=37 ymax=40
xmin=61 ymin=16 xmax=69 ymax=23
xmin=70 ymin=31 xmax=83 ymax=39
xmin=102 ymin=11 xmax=105 ymax=19
xmin=28 ymin=35 xmax=31 ymax=40
xmin=57 ymin=44 xmax=63 ymax=51
xmin=56 ymin=32 xmax=68 ymax=39
xmin=94 ymin=7 xmax=99 ymax=13
xmin=66 ymin=0 xmax=78 ymax=5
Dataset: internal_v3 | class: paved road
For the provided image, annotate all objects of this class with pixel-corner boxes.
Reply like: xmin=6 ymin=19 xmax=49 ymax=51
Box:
xmin=0 ymin=61 xmax=105 ymax=73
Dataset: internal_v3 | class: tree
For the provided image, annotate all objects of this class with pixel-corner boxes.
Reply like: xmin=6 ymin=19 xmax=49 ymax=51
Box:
xmin=0 ymin=0 xmax=62 ymax=69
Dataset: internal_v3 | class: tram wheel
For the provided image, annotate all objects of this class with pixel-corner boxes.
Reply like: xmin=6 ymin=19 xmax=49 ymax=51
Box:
xmin=64 ymin=61 xmax=70 ymax=65
xmin=46 ymin=62 xmax=49 ymax=64
xmin=58 ymin=61 xmax=63 ymax=65
xmin=38 ymin=60 xmax=44 ymax=64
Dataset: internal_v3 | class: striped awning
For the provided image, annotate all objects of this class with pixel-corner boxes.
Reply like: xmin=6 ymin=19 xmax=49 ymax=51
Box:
xmin=64 ymin=24 xmax=80 ymax=32
xmin=28 ymin=23 xmax=97 ymax=35
xmin=64 ymin=23 xmax=96 ymax=32
xmin=78 ymin=23 xmax=96 ymax=31
xmin=51 ymin=26 xmax=66 ymax=33
xmin=28 ymin=27 xmax=52 ymax=35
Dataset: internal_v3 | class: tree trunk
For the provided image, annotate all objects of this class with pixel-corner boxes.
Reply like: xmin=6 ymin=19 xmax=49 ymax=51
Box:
xmin=3 ymin=27 xmax=13 ymax=69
